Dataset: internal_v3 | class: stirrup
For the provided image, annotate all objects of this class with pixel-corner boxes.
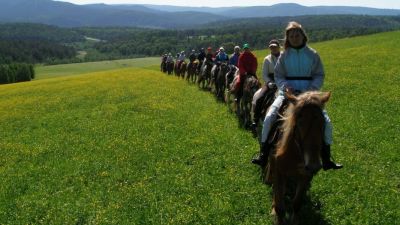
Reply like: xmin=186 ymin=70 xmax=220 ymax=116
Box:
xmin=323 ymin=161 xmax=343 ymax=170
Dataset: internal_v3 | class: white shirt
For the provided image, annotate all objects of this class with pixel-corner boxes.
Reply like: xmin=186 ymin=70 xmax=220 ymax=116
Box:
xmin=262 ymin=53 xmax=279 ymax=84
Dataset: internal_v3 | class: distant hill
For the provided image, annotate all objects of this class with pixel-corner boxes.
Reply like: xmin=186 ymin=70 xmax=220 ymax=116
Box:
xmin=0 ymin=0 xmax=226 ymax=28
xmin=217 ymin=3 xmax=400 ymax=18
xmin=0 ymin=0 xmax=400 ymax=28
xmin=144 ymin=3 xmax=400 ymax=18
xmin=2 ymin=15 xmax=400 ymax=64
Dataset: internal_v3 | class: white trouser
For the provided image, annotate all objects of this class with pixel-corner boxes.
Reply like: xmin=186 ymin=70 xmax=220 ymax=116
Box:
xmin=261 ymin=93 xmax=333 ymax=145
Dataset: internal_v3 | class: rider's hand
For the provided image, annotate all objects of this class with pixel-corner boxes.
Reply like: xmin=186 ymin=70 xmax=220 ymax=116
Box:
xmin=285 ymin=86 xmax=294 ymax=94
xmin=267 ymin=81 xmax=276 ymax=89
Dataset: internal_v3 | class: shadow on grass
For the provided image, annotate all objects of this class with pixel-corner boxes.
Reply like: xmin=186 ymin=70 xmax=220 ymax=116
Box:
xmin=262 ymin=177 xmax=331 ymax=225
xmin=298 ymin=195 xmax=331 ymax=225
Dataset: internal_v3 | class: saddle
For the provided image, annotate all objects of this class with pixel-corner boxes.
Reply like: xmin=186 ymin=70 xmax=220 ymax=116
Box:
xmin=267 ymin=90 xmax=303 ymax=148
xmin=266 ymin=98 xmax=290 ymax=148
xmin=259 ymin=84 xmax=278 ymax=118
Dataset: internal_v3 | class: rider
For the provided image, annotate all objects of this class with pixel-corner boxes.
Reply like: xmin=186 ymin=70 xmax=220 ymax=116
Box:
xmin=166 ymin=53 xmax=174 ymax=63
xmin=178 ymin=51 xmax=186 ymax=62
xmin=229 ymin=46 xmax=241 ymax=67
xmin=250 ymin=39 xmax=281 ymax=137
xmin=235 ymin=43 xmax=258 ymax=101
xmin=215 ymin=47 xmax=229 ymax=63
xmin=255 ymin=21 xmax=343 ymax=170
xmin=162 ymin=53 xmax=167 ymax=62
xmin=176 ymin=52 xmax=180 ymax=64
xmin=205 ymin=47 xmax=214 ymax=62
xmin=202 ymin=47 xmax=214 ymax=70
xmin=197 ymin=48 xmax=206 ymax=71
xmin=213 ymin=47 xmax=229 ymax=78
xmin=189 ymin=49 xmax=197 ymax=63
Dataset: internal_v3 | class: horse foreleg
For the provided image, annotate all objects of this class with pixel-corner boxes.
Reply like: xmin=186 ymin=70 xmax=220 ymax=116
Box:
xmin=290 ymin=176 xmax=312 ymax=225
xmin=273 ymin=171 xmax=287 ymax=225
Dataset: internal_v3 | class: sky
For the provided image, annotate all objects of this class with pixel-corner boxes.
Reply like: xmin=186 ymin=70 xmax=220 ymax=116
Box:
xmin=57 ymin=0 xmax=400 ymax=9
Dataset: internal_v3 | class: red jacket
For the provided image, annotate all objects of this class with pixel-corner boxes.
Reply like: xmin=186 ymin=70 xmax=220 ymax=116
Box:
xmin=238 ymin=51 xmax=258 ymax=76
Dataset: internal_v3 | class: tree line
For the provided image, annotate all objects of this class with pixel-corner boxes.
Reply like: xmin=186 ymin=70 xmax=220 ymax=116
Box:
xmin=79 ymin=15 xmax=400 ymax=57
xmin=1 ymin=15 xmax=400 ymax=66
xmin=0 ymin=63 xmax=35 ymax=84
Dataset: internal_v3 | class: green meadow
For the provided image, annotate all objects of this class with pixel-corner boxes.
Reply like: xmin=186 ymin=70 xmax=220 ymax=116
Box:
xmin=1 ymin=31 xmax=399 ymax=224
xmin=35 ymin=57 xmax=160 ymax=80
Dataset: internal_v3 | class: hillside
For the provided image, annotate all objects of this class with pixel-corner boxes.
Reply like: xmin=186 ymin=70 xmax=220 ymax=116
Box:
xmin=0 ymin=31 xmax=399 ymax=224
xmin=219 ymin=3 xmax=400 ymax=18
xmin=0 ymin=0 xmax=225 ymax=28
xmin=144 ymin=3 xmax=400 ymax=17
xmin=4 ymin=15 xmax=400 ymax=65
xmin=75 ymin=15 xmax=400 ymax=61
xmin=1 ymin=0 xmax=400 ymax=28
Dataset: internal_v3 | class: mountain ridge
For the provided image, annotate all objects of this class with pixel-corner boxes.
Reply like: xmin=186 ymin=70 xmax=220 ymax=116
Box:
xmin=1 ymin=0 xmax=399 ymax=28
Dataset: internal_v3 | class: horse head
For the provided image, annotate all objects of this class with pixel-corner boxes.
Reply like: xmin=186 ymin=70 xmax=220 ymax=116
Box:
xmin=244 ymin=75 xmax=260 ymax=97
xmin=278 ymin=91 xmax=331 ymax=174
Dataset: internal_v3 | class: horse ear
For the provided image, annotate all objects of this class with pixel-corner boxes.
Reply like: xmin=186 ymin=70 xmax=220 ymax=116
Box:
xmin=320 ymin=91 xmax=331 ymax=103
xmin=286 ymin=92 xmax=298 ymax=104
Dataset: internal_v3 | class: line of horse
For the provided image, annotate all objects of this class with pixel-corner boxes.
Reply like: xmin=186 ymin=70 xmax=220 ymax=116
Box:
xmin=161 ymin=59 xmax=261 ymax=129
xmin=161 ymin=59 xmax=333 ymax=225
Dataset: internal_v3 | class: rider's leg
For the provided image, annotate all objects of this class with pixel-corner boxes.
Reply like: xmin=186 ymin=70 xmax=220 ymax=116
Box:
xmin=252 ymin=95 xmax=284 ymax=166
xmin=252 ymin=85 xmax=268 ymax=127
xmin=321 ymin=110 xmax=343 ymax=170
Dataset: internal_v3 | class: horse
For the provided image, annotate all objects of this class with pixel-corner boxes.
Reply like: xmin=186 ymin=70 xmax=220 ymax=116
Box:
xmin=251 ymin=83 xmax=278 ymax=138
xmin=160 ymin=61 xmax=167 ymax=73
xmin=174 ymin=60 xmax=180 ymax=77
xmin=240 ymin=74 xmax=260 ymax=128
xmin=179 ymin=61 xmax=187 ymax=79
xmin=225 ymin=65 xmax=239 ymax=112
xmin=215 ymin=62 xmax=229 ymax=101
xmin=166 ymin=61 xmax=174 ymax=75
xmin=198 ymin=60 xmax=212 ymax=90
xmin=266 ymin=91 xmax=331 ymax=225
xmin=186 ymin=60 xmax=199 ymax=83
xmin=209 ymin=64 xmax=219 ymax=93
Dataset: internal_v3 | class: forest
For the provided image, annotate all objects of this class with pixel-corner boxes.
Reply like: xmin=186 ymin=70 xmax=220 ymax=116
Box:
xmin=0 ymin=63 xmax=35 ymax=84
xmin=1 ymin=15 xmax=400 ymax=66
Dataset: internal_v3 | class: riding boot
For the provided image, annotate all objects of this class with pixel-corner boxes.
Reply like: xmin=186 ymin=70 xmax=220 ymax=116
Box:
xmin=251 ymin=142 xmax=270 ymax=166
xmin=250 ymin=122 xmax=257 ymax=137
xmin=321 ymin=144 xmax=343 ymax=170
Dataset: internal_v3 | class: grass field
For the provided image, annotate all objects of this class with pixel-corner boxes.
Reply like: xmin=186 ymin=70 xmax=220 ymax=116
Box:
xmin=35 ymin=57 xmax=160 ymax=80
xmin=1 ymin=31 xmax=399 ymax=224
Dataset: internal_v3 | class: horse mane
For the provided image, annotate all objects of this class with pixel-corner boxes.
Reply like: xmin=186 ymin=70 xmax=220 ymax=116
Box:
xmin=276 ymin=91 xmax=326 ymax=157
xmin=244 ymin=75 xmax=259 ymax=91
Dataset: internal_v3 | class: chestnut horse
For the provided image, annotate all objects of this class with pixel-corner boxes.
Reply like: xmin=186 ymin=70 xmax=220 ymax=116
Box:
xmin=179 ymin=61 xmax=187 ymax=79
xmin=215 ymin=62 xmax=229 ymax=101
xmin=186 ymin=61 xmax=199 ymax=83
xmin=198 ymin=60 xmax=212 ymax=89
xmin=268 ymin=91 xmax=331 ymax=225
xmin=166 ymin=61 xmax=174 ymax=75
xmin=240 ymin=74 xmax=260 ymax=128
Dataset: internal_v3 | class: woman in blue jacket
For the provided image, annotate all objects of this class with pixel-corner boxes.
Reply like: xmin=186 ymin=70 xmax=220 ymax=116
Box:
xmin=253 ymin=21 xmax=342 ymax=171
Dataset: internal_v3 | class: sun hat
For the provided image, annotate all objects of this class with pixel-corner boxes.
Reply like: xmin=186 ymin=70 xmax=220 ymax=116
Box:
xmin=268 ymin=39 xmax=280 ymax=48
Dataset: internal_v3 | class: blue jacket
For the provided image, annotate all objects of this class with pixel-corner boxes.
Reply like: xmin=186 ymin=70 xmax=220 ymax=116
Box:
xmin=216 ymin=52 xmax=229 ymax=63
xmin=229 ymin=53 xmax=240 ymax=66
xmin=274 ymin=45 xmax=324 ymax=92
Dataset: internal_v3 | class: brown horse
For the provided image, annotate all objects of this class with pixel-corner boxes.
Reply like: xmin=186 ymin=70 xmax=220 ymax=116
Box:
xmin=166 ymin=61 xmax=174 ymax=75
xmin=186 ymin=61 xmax=199 ymax=83
xmin=179 ymin=61 xmax=187 ymax=79
xmin=174 ymin=60 xmax=180 ymax=77
xmin=225 ymin=65 xmax=239 ymax=112
xmin=215 ymin=62 xmax=229 ymax=101
xmin=198 ymin=60 xmax=212 ymax=89
xmin=240 ymin=74 xmax=260 ymax=128
xmin=268 ymin=91 xmax=331 ymax=225
xmin=160 ymin=61 xmax=167 ymax=73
